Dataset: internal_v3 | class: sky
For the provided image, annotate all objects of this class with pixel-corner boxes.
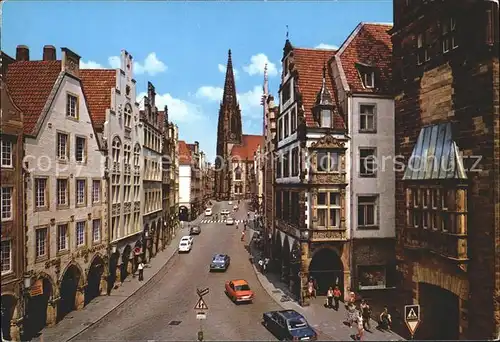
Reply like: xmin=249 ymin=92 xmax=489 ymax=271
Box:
xmin=2 ymin=0 xmax=392 ymax=162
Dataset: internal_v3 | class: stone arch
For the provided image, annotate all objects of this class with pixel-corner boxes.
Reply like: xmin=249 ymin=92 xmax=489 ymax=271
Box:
xmin=1 ymin=294 xmax=18 ymax=341
xmin=57 ymin=263 xmax=85 ymax=322
xmin=412 ymin=263 xmax=468 ymax=300
xmin=120 ymin=245 xmax=133 ymax=282
xmin=282 ymin=236 xmax=291 ymax=283
xmin=25 ymin=274 xmax=55 ymax=339
xmin=179 ymin=206 xmax=189 ymax=222
xmin=59 ymin=261 xmax=86 ymax=287
xmin=85 ymin=254 xmax=105 ymax=305
xmin=152 ymin=220 xmax=159 ymax=256
xmin=308 ymin=247 xmax=344 ymax=295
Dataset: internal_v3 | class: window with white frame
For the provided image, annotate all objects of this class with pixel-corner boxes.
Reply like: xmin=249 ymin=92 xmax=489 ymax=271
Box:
xmin=66 ymin=93 xmax=78 ymax=118
xmin=278 ymin=118 xmax=283 ymax=141
xmin=57 ymin=223 xmax=68 ymax=251
xmin=291 ymin=147 xmax=299 ymax=177
xmin=1 ymin=187 xmax=13 ymax=221
xmin=316 ymin=191 xmax=341 ymax=228
xmin=35 ymin=227 xmax=48 ymax=258
xmin=359 ymin=148 xmax=377 ymax=177
xmin=442 ymin=17 xmax=458 ymax=53
xmin=124 ymin=144 xmax=131 ymax=165
xmin=1 ymin=240 xmax=12 ymax=274
xmin=361 ymin=71 xmax=375 ymax=88
xmin=359 ymin=104 xmax=376 ymax=132
xmin=290 ymin=107 xmax=297 ymax=133
xmin=281 ymin=81 xmax=291 ymax=104
xmin=124 ymin=103 xmax=132 ymax=128
xmin=320 ymin=109 xmax=332 ymax=128
xmin=1 ymin=139 xmax=13 ymax=167
xmin=35 ymin=178 xmax=48 ymax=209
xmin=234 ymin=167 xmax=242 ymax=181
xmin=417 ymin=32 xmax=430 ymax=65
xmin=75 ymin=136 xmax=86 ymax=163
xmin=112 ymin=137 xmax=122 ymax=165
xmin=92 ymin=180 xmax=101 ymax=203
xmin=57 ymin=132 xmax=69 ymax=160
xmin=56 ymin=179 xmax=69 ymax=206
xmin=134 ymin=144 xmax=141 ymax=167
xmin=76 ymin=179 xmax=86 ymax=205
xmin=284 ymin=113 xmax=289 ymax=138
xmin=76 ymin=221 xmax=85 ymax=246
xmin=92 ymin=219 xmax=101 ymax=242
xmin=316 ymin=150 xmax=339 ymax=172
xmin=357 ymin=195 xmax=378 ymax=228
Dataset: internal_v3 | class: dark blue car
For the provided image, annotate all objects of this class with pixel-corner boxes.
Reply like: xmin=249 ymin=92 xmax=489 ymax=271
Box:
xmin=209 ymin=254 xmax=230 ymax=272
xmin=262 ymin=310 xmax=317 ymax=341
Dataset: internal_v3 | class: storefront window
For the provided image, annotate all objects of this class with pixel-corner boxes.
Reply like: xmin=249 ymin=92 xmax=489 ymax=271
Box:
xmin=358 ymin=265 xmax=386 ymax=290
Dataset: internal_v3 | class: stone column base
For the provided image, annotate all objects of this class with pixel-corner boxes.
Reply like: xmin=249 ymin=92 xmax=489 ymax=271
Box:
xmin=75 ymin=288 xmax=85 ymax=310
xmin=46 ymin=302 xmax=57 ymax=326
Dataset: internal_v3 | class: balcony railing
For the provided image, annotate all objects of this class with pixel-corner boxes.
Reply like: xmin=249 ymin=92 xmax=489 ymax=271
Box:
xmin=403 ymin=227 xmax=468 ymax=261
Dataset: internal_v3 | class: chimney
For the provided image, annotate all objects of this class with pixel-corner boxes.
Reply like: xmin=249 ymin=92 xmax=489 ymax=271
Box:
xmin=195 ymin=141 xmax=199 ymax=153
xmin=16 ymin=45 xmax=30 ymax=61
xmin=43 ymin=45 xmax=56 ymax=61
xmin=164 ymin=105 xmax=169 ymax=127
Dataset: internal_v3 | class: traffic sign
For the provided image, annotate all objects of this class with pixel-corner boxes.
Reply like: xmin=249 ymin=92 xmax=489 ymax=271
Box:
xmin=194 ymin=297 xmax=209 ymax=310
xmin=196 ymin=312 xmax=207 ymax=320
xmin=197 ymin=287 xmax=209 ymax=297
xmin=404 ymin=304 xmax=421 ymax=336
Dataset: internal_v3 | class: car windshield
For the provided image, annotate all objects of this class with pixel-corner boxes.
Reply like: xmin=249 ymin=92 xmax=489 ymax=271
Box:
xmin=235 ymin=284 xmax=250 ymax=291
xmin=213 ymin=258 xmax=225 ymax=264
xmin=287 ymin=317 xmax=308 ymax=330
xmin=180 ymin=242 xmax=187 ymax=246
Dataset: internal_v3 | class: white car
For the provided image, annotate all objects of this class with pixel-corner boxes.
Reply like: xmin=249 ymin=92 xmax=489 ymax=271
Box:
xmin=228 ymin=201 xmax=233 ymax=205
xmin=179 ymin=236 xmax=193 ymax=253
xmin=221 ymin=209 xmax=230 ymax=215
xmin=205 ymin=208 xmax=213 ymax=216
xmin=226 ymin=217 xmax=235 ymax=225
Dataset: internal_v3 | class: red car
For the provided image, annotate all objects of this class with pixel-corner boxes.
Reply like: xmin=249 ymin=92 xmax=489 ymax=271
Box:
xmin=225 ymin=279 xmax=254 ymax=303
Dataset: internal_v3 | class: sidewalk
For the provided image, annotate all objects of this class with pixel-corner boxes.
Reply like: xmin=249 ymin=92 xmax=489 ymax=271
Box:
xmin=247 ymin=228 xmax=404 ymax=341
xmin=32 ymin=223 xmax=193 ymax=342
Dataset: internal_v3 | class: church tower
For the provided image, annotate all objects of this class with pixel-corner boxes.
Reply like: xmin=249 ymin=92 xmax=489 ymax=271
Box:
xmin=215 ymin=49 xmax=242 ymax=200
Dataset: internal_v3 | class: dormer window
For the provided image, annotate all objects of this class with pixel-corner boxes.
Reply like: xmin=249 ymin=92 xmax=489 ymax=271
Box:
xmin=320 ymin=109 xmax=332 ymax=128
xmin=362 ymin=71 xmax=375 ymax=88
xmin=281 ymin=81 xmax=291 ymax=105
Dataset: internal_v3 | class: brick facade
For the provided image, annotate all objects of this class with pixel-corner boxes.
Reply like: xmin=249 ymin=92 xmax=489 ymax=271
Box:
xmin=391 ymin=0 xmax=499 ymax=339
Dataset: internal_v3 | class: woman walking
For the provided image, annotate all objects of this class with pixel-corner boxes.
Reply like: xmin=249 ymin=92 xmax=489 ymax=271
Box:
xmin=333 ymin=286 xmax=342 ymax=311
xmin=326 ymin=287 xmax=334 ymax=308
xmin=356 ymin=311 xmax=365 ymax=340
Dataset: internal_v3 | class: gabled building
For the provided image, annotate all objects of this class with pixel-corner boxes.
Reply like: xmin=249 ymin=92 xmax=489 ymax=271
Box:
xmin=160 ymin=107 xmax=180 ymax=248
xmin=178 ymin=140 xmax=193 ymax=221
xmin=330 ymin=23 xmax=397 ymax=304
xmin=272 ymin=42 xmax=349 ymax=306
xmin=0 ymin=51 xmax=25 ymax=342
xmin=80 ymin=50 xmax=143 ymax=290
xmin=214 ymin=50 xmax=263 ymax=201
xmin=6 ymin=45 xmax=107 ymax=337
xmin=139 ymin=82 xmax=163 ymax=261
xmin=390 ymin=0 xmax=499 ymax=339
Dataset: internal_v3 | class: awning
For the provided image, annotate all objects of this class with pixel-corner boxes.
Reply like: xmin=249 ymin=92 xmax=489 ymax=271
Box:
xmin=403 ymin=122 xmax=467 ymax=180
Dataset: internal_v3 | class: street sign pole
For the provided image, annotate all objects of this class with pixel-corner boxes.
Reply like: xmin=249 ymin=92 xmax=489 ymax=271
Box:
xmin=195 ymin=288 xmax=209 ymax=341
xmin=404 ymin=304 xmax=421 ymax=339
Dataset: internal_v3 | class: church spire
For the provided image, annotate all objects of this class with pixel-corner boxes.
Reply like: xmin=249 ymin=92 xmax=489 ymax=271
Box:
xmin=222 ymin=49 xmax=237 ymax=108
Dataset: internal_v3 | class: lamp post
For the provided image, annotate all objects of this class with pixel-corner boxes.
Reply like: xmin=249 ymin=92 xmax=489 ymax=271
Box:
xmin=20 ymin=272 xmax=32 ymax=340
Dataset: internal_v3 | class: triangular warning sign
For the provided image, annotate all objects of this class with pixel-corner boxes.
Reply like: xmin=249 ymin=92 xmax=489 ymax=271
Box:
xmin=194 ymin=297 xmax=208 ymax=310
xmin=407 ymin=308 xmax=418 ymax=320
xmin=406 ymin=320 xmax=420 ymax=335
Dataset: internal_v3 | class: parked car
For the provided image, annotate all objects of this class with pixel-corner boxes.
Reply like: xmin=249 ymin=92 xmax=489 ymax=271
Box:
xmin=205 ymin=208 xmax=213 ymax=216
xmin=190 ymin=225 xmax=201 ymax=235
xmin=181 ymin=235 xmax=194 ymax=244
xmin=178 ymin=238 xmax=192 ymax=253
xmin=220 ymin=209 xmax=230 ymax=215
xmin=228 ymin=201 xmax=233 ymax=205
xmin=225 ymin=279 xmax=254 ymax=303
xmin=262 ymin=310 xmax=317 ymax=341
xmin=226 ymin=217 xmax=235 ymax=225
xmin=209 ymin=254 xmax=230 ymax=272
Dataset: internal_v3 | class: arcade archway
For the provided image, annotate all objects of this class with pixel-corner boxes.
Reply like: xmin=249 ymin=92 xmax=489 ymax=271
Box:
xmin=152 ymin=221 xmax=159 ymax=257
xmin=58 ymin=265 xmax=83 ymax=322
xmin=1 ymin=294 xmax=17 ymax=340
xmin=272 ymin=232 xmax=282 ymax=273
xmin=179 ymin=206 xmax=189 ymax=222
xmin=308 ymin=248 xmax=343 ymax=295
xmin=121 ymin=245 xmax=132 ymax=282
xmin=417 ymin=282 xmax=459 ymax=340
xmin=282 ymin=237 xmax=291 ymax=283
xmin=25 ymin=277 xmax=53 ymax=339
xmin=108 ymin=251 xmax=120 ymax=295
xmin=290 ymin=241 xmax=302 ymax=297
xmin=85 ymin=255 xmax=104 ymax=305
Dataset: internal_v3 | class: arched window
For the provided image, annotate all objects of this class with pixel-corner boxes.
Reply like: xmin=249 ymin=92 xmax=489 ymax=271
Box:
xmin=124 ymin=103 xmax=132 ymax=128
xmin=124 ymin=144 xmax=131 ymax=164
xmin=112 ymin=136 xmax=121 ymax=164
xmin=234 ymin=166 xmax=242 ymax=181
xmin=134 ymin=144 xmax=141 ymax=167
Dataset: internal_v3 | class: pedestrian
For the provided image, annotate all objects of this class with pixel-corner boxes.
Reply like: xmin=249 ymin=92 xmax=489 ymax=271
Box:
xmin=346 ymin=301 xmax=357 ymax=328
xmin=333 ymin=286 xmax=342 ymax=311
xmin=241 ymin=230 xmax=245 ymax=241
xmin=138 ymin=261 xmax=145 ymax=281
xmin=307 ymin=278 xmax=316 ymax=299
xmin=379 ymin=306 xmax=392 ymax=331
xmin=326 ymin=286 xmax=334 ymax=308
xmin=356 ymin=311 xmax=365 ymax=340
xmin=360 ymin=299 xmax=372 ymax=331
xmin=264 ymin=258 xmax=269 ymax=273
xmin=258 ymin=259 xmax=264 ymax=272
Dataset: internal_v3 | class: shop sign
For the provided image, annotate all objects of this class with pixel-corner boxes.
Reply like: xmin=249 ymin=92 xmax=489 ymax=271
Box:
xmin=30 ymin=279 xmax=44 ymax=297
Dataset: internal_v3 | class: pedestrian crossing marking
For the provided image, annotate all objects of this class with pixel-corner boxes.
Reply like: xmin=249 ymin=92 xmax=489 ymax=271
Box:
xmin=407 ymin=308 xmax=418 ymax=320
xmin=200 ymin=219 xmax=244 ymax=224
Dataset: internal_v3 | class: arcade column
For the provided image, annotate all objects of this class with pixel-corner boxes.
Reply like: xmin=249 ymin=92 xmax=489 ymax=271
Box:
xmin=9 ymin=304 xmax=21 ymax=341
xmin=46 ymin=299 xmax=58 ymax=327
xmin=75 ymin=287 xmax=85 ymax=310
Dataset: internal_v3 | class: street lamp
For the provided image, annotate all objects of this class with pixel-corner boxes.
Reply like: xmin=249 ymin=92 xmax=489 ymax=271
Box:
xmin=20 ymin=273 xmax=32 ymax=339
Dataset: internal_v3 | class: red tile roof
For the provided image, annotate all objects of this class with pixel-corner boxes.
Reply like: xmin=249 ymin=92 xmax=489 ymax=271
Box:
xmin=6 ymin=60 xmax=62 ymax=135
xmin=292 ymin=48 xmax=345 ymax=129
xmin=230 ymin=134 xmax=264 ymax=161
xmin=178 ymin=140 xmax=192 ymax=165
xmin=337 ymin=23 xmax=393 ymax=94
xmin=80 ymin=69 xmax=116 ymax=129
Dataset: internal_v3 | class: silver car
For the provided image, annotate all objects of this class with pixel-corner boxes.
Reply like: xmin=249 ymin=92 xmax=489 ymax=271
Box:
xmin=226 ymin=217 xmax=235 ymax=225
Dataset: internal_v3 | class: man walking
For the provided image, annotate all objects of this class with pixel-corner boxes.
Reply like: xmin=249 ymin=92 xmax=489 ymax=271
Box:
xmin=333 ymin=286 xmax=342 ymax=311
xmin=138 ymin=261 xmax=145 ymax=281
xmin=360 ymin=299 xmax=372 ymax=331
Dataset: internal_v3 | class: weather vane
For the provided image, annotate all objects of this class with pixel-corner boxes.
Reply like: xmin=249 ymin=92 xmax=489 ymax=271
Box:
xmin=286 ymin=25 xmax=289 ymax=39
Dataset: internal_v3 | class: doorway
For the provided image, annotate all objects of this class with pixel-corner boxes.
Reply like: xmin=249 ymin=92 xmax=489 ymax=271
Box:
xmin=308 ymin=248 xmax=344 ymax=295
xmin=85 ymin=256 xmax=104 ymax=305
